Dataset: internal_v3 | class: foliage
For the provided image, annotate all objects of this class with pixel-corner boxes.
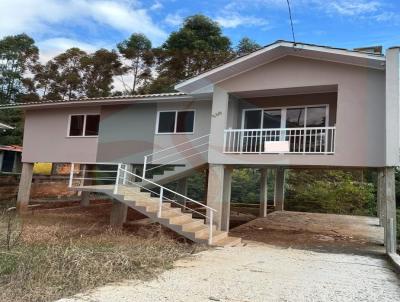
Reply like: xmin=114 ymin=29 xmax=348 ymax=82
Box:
xmin=117 ymin=33 xmax=153 ymax=94
xmin=143 ymin=15 xmax=233 ymax=93
xmin=231 ymin=168 xmax=260 ymax=203
xmin=0 ymin=34 xmax=38 ymax=104
xmin=236 ymin=37 xmax=262 ymax=56
xmin=285 ymin=169 xmax=376 ymax=216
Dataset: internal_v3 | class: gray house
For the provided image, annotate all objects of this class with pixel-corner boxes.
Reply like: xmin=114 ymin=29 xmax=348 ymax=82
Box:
xmin=1 ymin=41 xmax=398 ymax=250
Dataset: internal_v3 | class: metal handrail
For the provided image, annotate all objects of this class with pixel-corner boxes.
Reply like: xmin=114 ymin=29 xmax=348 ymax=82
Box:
xmin=143 ymin=134 xmax=210 ymax=178
xmin=224 ymin=126 xmax=336 ymax=132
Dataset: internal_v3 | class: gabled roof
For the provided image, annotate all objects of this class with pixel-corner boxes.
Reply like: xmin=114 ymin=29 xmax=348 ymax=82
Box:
xmin=0 ymin=92 xmax=190 ymax=110
xmin=0 ymin=122 xmax=14 ymax=130
xmin=175 ymin=40 xmax=386 ymax=94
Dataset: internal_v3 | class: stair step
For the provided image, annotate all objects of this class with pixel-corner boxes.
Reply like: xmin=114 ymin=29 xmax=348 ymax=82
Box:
xmin=181 ymin=219 xmax=205 ymax=231
xmin=168 ymin=213 xmax=193 ymax=225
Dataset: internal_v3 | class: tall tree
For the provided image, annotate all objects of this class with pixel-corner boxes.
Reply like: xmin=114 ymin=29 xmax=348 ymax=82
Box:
xmin=117 ymin=33 xmax=153 ymax=94
xmin=0 ymin=33 xmax=39 ymax=103
xmin=236 ymin=37 xmax=261 ymax=57
xmin=81 ymin=49 xmax=122 ymax=98
xmin=142 ymin=15 xmax=233 ymax=93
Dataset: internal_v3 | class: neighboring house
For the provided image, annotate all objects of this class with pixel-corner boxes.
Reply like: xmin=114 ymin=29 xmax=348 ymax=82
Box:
xmin=0 ymin=145 xmax=22 ymax=173
xmin=0 ymin=41 xmax=398 ymax=250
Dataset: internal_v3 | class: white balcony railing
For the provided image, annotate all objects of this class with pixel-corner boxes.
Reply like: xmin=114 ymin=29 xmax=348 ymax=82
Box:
xmin=223 ymin=127 xmax=336 ymax=154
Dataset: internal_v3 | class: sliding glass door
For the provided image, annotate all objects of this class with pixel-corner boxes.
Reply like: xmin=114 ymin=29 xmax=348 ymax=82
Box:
xmin=242 ymin=105 xmax=328 ymax=152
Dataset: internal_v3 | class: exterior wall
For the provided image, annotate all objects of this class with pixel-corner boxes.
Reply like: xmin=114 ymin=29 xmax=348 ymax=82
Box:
xmin=210 ymin=55 xmax=386 ymax=167
xmin=96 ymin=100 xmax=212 ymax=165
xmin=22 ymin=107 xmax=100 ymax=163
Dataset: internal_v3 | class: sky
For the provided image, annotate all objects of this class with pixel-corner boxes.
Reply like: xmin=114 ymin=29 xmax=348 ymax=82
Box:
xmin=1 ymin=0 xmax=399 ymax=62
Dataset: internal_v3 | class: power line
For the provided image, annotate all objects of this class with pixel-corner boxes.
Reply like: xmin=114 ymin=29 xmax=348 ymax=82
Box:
xmin=286 ymin=0 xmax=296 ymax=45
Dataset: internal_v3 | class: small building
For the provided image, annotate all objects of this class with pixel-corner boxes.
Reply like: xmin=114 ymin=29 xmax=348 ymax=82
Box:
xmin=0 ymin=145 xmax=22 ymax=173
xmin=0 ymin=41 xmax=398 ymax=250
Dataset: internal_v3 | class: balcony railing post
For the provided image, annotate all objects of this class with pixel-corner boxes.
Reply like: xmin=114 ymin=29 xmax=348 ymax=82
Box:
xmin=158 ymin=187 xmax=163 ymax=218
xmin=68 ymin=163 xmax=74 ymax=188
xmin=114 ymin=163 xmax=122 ymax=195
xmin=143 ymin=156 xmax=147 ymax=179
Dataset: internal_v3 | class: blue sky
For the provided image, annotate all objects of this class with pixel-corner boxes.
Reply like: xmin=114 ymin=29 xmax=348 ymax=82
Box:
xmin=1 ymin=0 xmax=399 ymax=61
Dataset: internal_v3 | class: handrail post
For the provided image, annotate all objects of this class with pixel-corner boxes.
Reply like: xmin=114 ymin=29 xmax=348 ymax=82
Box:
xmin=123 ymin=164 xmax=127 ymax=185
xmin=208 ymin=210 xmax=213 ymax=245
xmin=68 ymin=163 xmax=75 ymax=188
xmin=158 ymin=187 xmax=163 ymax=218
xmin=114 ymin=163 xmax=122 ymax=194
xmin=143 ymin=156 xmax=147 ymax=179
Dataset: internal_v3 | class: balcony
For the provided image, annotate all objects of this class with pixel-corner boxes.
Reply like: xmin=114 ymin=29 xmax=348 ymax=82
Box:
xmin=223 ymin=127 xmax=336 ymax=154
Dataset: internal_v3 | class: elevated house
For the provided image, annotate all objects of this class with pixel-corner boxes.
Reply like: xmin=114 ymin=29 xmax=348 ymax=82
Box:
xmin=1 ymin=41 xmax=398 ymax=250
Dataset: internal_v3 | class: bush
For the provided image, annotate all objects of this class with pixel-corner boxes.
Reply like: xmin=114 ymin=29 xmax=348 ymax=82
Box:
xmin=285 ymin=170 xmax=375 ymax=216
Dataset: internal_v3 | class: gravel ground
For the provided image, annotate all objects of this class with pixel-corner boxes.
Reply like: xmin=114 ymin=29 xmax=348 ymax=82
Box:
xmin=59 ymin=241 xmax=400 ymax=302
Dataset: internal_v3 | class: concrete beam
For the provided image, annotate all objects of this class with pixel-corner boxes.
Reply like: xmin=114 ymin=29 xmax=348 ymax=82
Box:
xmin=221 ymin=166 xmax=233 ymax=231
xmin=16 ymin=162 xmax=34 ymax=212
xmin=382 ymin=167 xmax=397 ymax=254
xmin=206 ymin=164 xmax=225 ymax=230
xmin=259 ymin=168 xmax=268 ymax=217
xmin=110 ymin=200 xmax=128 ymax=228
xmin=274 ymin=167 xmax=285 ymax=211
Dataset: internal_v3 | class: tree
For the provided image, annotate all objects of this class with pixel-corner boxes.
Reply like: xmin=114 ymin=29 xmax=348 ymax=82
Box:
xmin=0 ymin=34 xmax=39 ymax=103
xmin=236 ymin=37 xmax=261 ymax=57
xmin=143 ymin=15 xmax=233 ymax=93
xmin=117 ymin=33 xmax=153 ymax=94
xmin=81 ymin=49 xmax=122 ymax=98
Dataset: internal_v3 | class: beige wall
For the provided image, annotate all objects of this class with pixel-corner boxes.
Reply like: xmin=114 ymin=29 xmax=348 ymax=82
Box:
xmin=210 ymin=55 xmax=386 ymax=167
xmin=22 ymin=107 xmax=100 ymax=163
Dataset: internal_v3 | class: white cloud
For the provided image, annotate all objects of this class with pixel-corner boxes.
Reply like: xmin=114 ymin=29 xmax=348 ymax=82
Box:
xmin=325 ymin=0 xmax=381 ymax=16
xmin=0 ymin=0 xmax=167 ymax=43
xmin=165 ymin=12 xmax=185 ymax=26
xmin=216 ymin=14 xmax=269 ymax=29
xmin=150 ymin=1 xmax=163 ymax=10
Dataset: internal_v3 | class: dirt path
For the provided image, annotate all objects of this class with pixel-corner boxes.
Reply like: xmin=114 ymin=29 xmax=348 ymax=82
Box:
xmin=59 ymin=241 xmax=400 ymax=302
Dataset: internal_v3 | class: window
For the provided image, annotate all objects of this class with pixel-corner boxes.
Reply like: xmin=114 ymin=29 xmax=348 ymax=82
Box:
xmin=157 ymin=110 xmax=195 ymax=134
xmin=68 ymin=114 xmax=100 ymax=137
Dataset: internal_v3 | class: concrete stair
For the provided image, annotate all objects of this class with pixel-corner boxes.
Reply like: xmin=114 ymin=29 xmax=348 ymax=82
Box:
xmin=115 ymin=186 xmax=241 ymax=247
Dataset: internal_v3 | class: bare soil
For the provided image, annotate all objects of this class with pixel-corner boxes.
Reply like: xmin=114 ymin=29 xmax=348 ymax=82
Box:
xmin=230 ymin=211 xmax=384 ymax=255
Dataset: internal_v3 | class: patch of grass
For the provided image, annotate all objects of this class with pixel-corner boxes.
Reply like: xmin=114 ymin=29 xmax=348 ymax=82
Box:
xmin=0 ymin=209 xmax=201 ymax=302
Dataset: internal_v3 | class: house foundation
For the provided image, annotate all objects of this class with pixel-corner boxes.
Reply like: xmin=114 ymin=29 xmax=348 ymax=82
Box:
xmin=80 ymin=191 xmax=90 ymax=207
xmin=110 ymin=200 xmax=128 ymax=227
xmin=16 ymin=162 xmax=34 ymax=212
xmin=274 ymin=167 xmax=285 ymax=211
xmin=259 ymin=168 xmax=268 ymax=217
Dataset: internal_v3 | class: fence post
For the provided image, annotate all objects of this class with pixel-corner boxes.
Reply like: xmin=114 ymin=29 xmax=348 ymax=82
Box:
xmin=114 ymin=163 xmax=122 ymax=194
xmin=143 ymin=156 xmax=147 ymax=179
xmin=158 ymin=187 xmax=163 ymax=218
xmin=208 ymin=210 xmax=213 ymax=245
xmin=68 ymin=163 xmax=74 ymax=188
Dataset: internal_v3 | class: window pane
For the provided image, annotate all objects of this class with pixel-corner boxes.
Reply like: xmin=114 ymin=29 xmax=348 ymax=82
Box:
xmin=286 ymin=108 xmax=305 ymax=128
xmin=69 ymin=115 xmax=84 ymax=136
xmin=158 ymin=112 xmax=176 ymax=133
xmin=306 ymin=107 xmax=326 ymax=127
xmin=176 ymin=111 xmax=194 ymax=133
xmin=85 ymin=115 xmax=100 ymax=136
xmin=263 ymin=110 xmax=281 ymax=128
xmin=244 ymin=110 xmax=261 ymax=129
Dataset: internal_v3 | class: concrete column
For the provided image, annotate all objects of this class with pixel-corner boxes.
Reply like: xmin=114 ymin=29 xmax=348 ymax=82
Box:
xmin=110 ymin=200 xmax=128 ymax=228
xmin=16 ymin=162 xmax=34 ymax=212
xmin=385 ymin=47 xmax=400 ymax=167
xmin=176 ymin=177 xmax=188 ymax=206
xmin=221 ymin=167 xmax=233 ymax=231
xmin=377 ymin=169 xmax=385 ymax=226
xmin=274 ymin=167 xmax=285 ymax=211
xmin=80 ymin=191 xmax=90 ymax=207
xmin=206 ymin=164 xmax=225 ymax=230
xmin=382 ymin=167 xmax=397 ymax=254
xmin=259 ymin=168 xmax=268 ymax=217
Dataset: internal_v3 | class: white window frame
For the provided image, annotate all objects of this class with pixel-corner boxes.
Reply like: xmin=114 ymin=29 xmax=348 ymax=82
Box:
xmin=241 ymin=104 xmax=330 ymax=129
xmin=155 ymin=110 xmax=196 ymax=134
xmin=67 ymin=114 xmax=100 ymax=138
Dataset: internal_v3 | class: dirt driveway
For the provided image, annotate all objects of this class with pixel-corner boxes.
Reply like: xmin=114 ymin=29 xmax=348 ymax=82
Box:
xmin=59 ymin=212 xmax=400 ymax=302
